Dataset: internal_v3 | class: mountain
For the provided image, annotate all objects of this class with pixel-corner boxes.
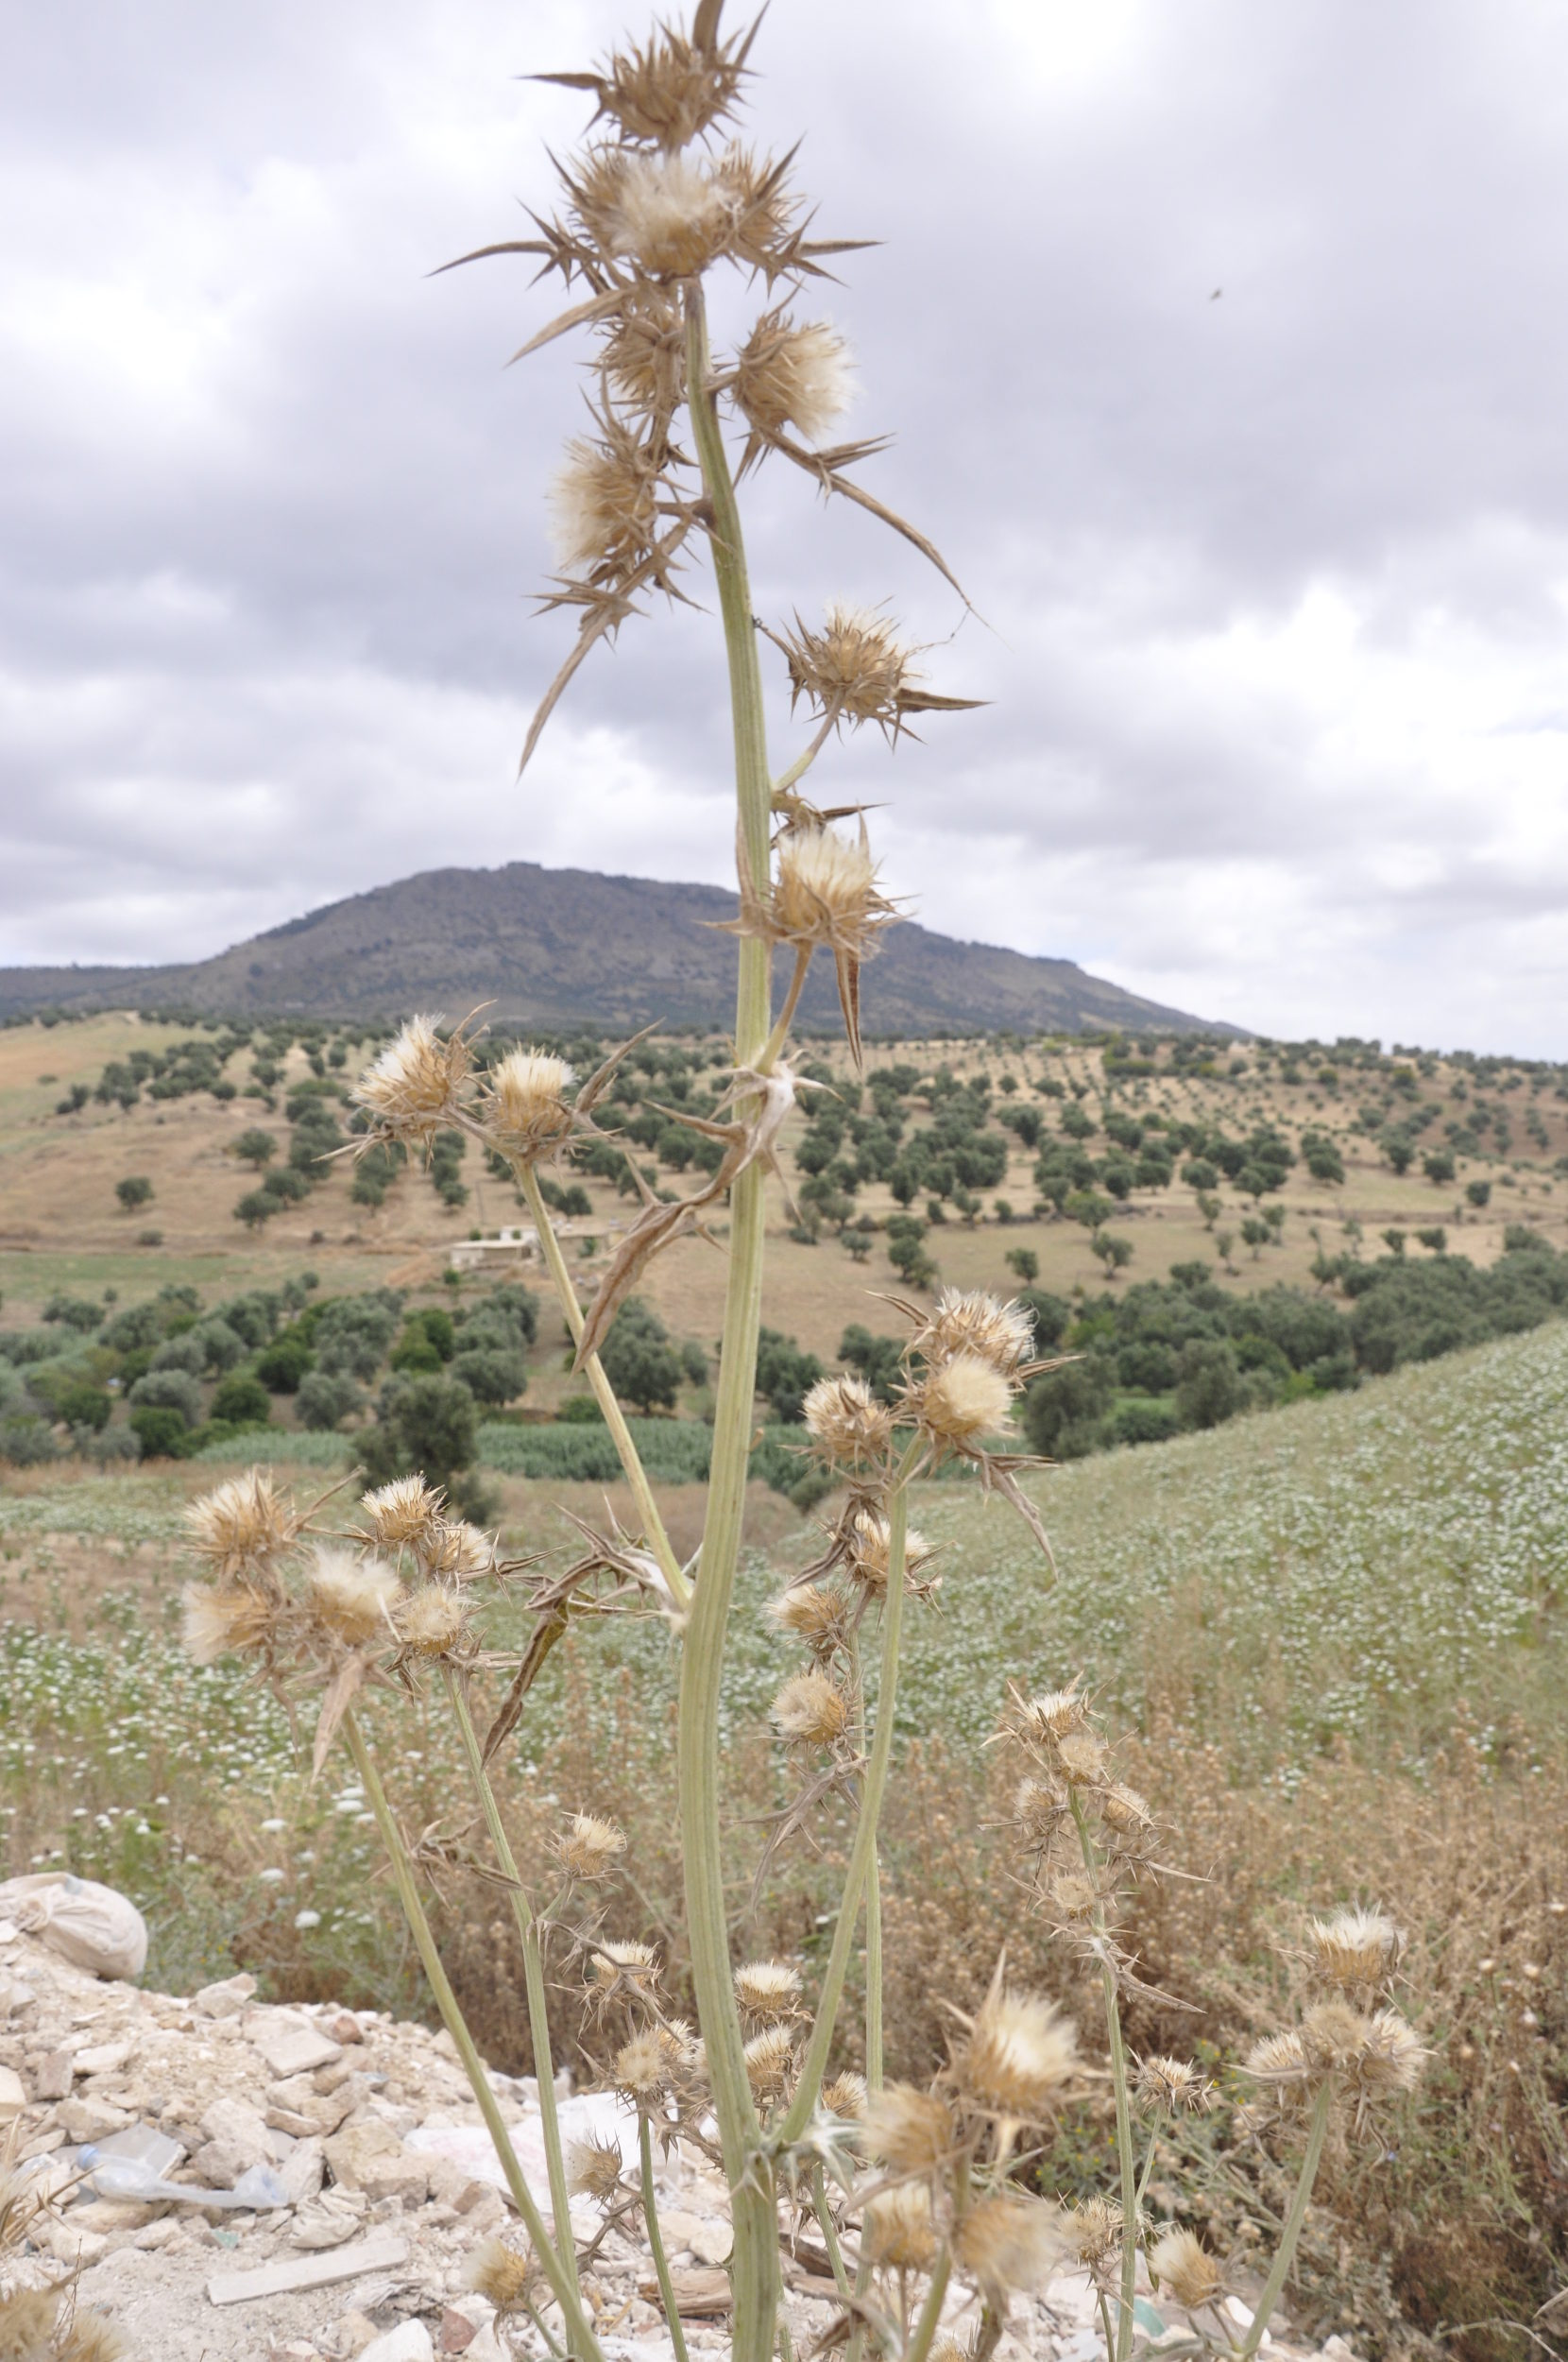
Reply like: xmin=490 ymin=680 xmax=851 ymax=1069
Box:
xmin=0 ymin=862 xmax=1231 ymax=1037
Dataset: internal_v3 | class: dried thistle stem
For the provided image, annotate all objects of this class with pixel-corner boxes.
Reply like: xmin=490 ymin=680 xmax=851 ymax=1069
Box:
xmin=639 ymin=2107 xmax=691 ymax=2362
xmin=1235 ymin=2083 xmax=1333 ymax=2362
xmin=1070 ymin=1795 xmax=1138 ymax=2362
xmin=341 ymin=1710 xmax=602 ymax=2360
xmin=758 ymin=943 xmax=813 ymax=1073
xmin=445 ymin=1669 xmax=580 ymax=2293
xmin=782 ymin=1455 xmax=917 ymax=2144
xmin=903 ymin=2244 xmax=955 ymax=2362
xmin=678 ymin=272 xmax=780 ymax=2362
xmin=517 ymin=1162 xmax=690 ymax=1611
xmin=810 ymin=2165 xmax=851 ymax=2299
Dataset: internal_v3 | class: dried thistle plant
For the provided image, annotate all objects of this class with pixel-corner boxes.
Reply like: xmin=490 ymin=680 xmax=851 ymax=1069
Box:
xmin=173 ymin=12 xmax=1429 ymax=2362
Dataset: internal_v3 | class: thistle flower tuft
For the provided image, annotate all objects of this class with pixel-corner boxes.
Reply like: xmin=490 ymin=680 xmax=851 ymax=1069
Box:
xmin=780 ymin=605 xmax=920 ymax=736
xmin=802 ymin=1372 xmax=893 ymax=1469
xmin=307 ymin=1549 xmax=401 ymax=1648
xmin=1134 ymin=2055 xmax=1211 ymax=2116
xmin=766 ymin=826 xmax=896 ymax=973
xmin=1149 ymin=2227 xmax=1224 ymax=2313
xmin=591 ymin=1937 xmax=659 ymax=1998
xmin=821 ymin=2070 xmax=868 ymax=2120
xmin=354 ymin=1016 xmax=471 ymax=1147
xmin=180 ymin=1583 xmax=281 ymax=1667
xmin=847 ymin=1511 xmax=933 ymax=1596
xmin=482 ymin=1049 xmax=577 ymax=1164
xmin=743 ymin=2024 xmax=796 ymax=2104
xmin=734 ymin=1960 xmax=803 ymax=2024
xmin=554 ymin=1812 xmax=627 ymax=1882
xmin=863 ymin=2182 xmax=937 ymax=2272
xmin=1069 ymin=2195 xmax=1124 ymax=2266
xmin=771 ymin=1667 xmax=851 ymax=1747
xmin=956 ymin=1979 xmax=1077 ymax=2121
xmin=861 ymin=2083 xmax=954 ymax=2176
xmin=768 ymin=1580 xmax=852 ymax=1654
xmin=361 ymin=1474 xmax=445 ymax=1553
xmin=913 ymin=1289 xmax=1035 ymax=1378
xmin=395 ymin=1586 xmax=468 ymax=1660
xmin=465 ymin=2235 xmax=536 ymax=2312
xmin=548 ymin=429 xmax=661 ymax=576
xmin=568 ymin=2133 xmax=623 ymax=2205
xmin=615 ymin=2027 xmax=673 ymax=2103
xmin=606 ymin=151 xmax=733 ymax=277
xmin=909 ymin=1351 xmax=1014 ymax=1455
xmin=733 ymin=310 xmax=854 ymax=445
xmin=955 ymin=2194 xmax=1066 ymax=2300
xmin=185 ymin=1469 xmax=296 ymax=1581
xmin=1309 ymin=1906 xmax=1402 ymax=1994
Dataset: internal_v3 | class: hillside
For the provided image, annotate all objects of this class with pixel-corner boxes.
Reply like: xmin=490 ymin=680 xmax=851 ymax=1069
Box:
xmin=0 ymin=861 xmax=1224 ymax=1036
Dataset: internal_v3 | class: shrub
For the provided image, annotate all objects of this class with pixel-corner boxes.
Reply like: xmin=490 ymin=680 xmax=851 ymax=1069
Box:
xmin=232 ymin=1128 xmax=278 ymax=1168
xmin=0 ymin=1413 xmax=59 ymax=1465
xmin=754 ymin=1327 xmax=825 ymax=1423
xmin=1466 ymin=1178 xmax=1491 ymax=1207
xmin=448 ymin=1345 xmax=528 ymax=1406
xmin=597 ymin=1298 xmax=682 ymax=1414
xmin=115 ymin=1175 xmax=153 ymax=1210
xmin=296 ymin=1370 xmax=365 ymax=1430
xmin=234 ymin=1190 xmax=276 ymax=1229
xmin=128 ymin=1404 xmax=190 ymax=1458
xmin=42 ymin=1293 xmax=104 ymax=1333
xmin=255 ymin=1333 xmax=315 ymax=1394
xmin=1173 ymin=1338 xmax=1243 ymax=1429
xmin=360 ymin=1371 xmax=478 ymax=1493
xmin=210 ymin=1373 xmax=273 ymax=1427
xmin=127 ymin=1366 xmax=202 ymax=1425
xmin=1020 ymin=1358 xmax=1113 ymax=1458
xmin=1423 ymin=1149 xmax=1457 ymax=1185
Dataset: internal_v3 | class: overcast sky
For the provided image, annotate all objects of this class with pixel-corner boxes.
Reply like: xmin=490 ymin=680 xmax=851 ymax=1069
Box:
xmin=5 ymin=1 xmax=1568 ymax=1053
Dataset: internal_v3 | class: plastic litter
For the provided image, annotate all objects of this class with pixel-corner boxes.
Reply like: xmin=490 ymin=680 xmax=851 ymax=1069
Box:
xmin=0 ymin=1874 xmax=148 ymax=1979
xmin=77 ymin=2146 xmax=288 ymax=2212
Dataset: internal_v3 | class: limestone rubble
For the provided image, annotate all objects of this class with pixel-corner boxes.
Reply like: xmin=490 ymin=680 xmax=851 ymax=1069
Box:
xmin=0 ymin=1919 xmax=1363 ymax=2362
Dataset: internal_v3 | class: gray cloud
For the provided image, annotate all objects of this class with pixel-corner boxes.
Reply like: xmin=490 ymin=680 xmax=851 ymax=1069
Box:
xmin=4 ymin=0 xmax=1568 ymax=1050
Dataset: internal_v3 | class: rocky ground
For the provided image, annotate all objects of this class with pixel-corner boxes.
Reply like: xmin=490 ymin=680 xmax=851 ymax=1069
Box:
xmin=0 ymin=1917 xmax=1366 ymax=2362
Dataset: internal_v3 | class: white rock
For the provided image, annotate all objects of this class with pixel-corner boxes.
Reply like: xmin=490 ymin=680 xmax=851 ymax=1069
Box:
xmin=280 ymin=2136 xmax=327 ymax=2204
xmin=251 ymin=2011 xmax=345 ymax=2080
xmin=194 ymin=1972 xmax=257 ymax=2018
xmin=357 ymin=2325 xmax=435 ymax=2362
xmin=0 ymin=2064 xmax=26 ymax=2117
xmin=74 ymin=2038 xmax=134 ymax=2078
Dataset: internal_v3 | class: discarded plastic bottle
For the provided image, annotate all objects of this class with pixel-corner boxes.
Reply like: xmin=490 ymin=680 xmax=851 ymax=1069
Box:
xmin=77 ymin=2148 xmax=287 ymax=2211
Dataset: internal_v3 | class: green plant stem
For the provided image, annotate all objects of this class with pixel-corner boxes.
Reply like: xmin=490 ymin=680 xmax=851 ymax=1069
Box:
xmin=759 ymin=945 xmax=812 ymax=1073
xmin=1235 ymin=2084 xmax=1332 ymax=2362
xmin=1097 ymin=2287 xmax=1117 ymax=2362
xmin=864 ymin=1838 xmax=884 ymax=2093
xmin=680 ymin=273 xmax=778 ymax=2362
xmin=904 ymin=2247 xmax=954 ymax=2362
xmin=445 ymin=1669 xmax=578 ymax=2294
xmin=781 ymin=1463 xmax=915 ymax=2146
xmin=810 ymin=2166 xmax=850 ymax=2299
xmin=639 ymin=2109 xmax=691 ymax=2362
xmin=1070 ymin=1797 xmax=1137 ymax=2362
xmin=517 ymin=1163 xmax=690 ymax=1613
xmin=341 ymin=1709 xmax=603 ymax=2361
xmin=1134 ymin=2126 xmax=1159 ymax=2213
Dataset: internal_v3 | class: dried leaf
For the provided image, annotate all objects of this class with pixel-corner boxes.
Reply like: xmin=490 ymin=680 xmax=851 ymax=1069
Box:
xmin=574 ymin=1198 xmax=701 ymax=1367
xmin=506 ymin=285 xmax=629 ymax=368
xmin=483 ymin=1611 xmax=570 ymax=1764
xmin=312 ymin=1655 xmax=366 ymax=1779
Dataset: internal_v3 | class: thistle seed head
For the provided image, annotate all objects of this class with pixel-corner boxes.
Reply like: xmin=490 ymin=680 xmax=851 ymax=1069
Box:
xmin=614 ymin=2027 xmax=673 ymax=2102
xmin=861 ymin=2083 xmax=954 ymax=2176
xmin=742 ymin=2024 xmax=796 ymax=2105
xmin=1351 ymin=2008 xmax=1426 ymax=2102
xmin=954 ymin=2194 xmax=1066 ymax=2299
xmin=180 ymin=1582 xmax=281 ymax=1667
xmin=1069 ymin=2195 xmax=1124 ymax=2266
xmin=734 ymin=1959 xmax=803 ymax=2024
xmin=554 ymin=1812 xmax=627 ymax=1882
xmin=483 ymin=1049 xmax=577 ymax=1163
xmin=591 ymin=1937 xmax=659 ymax=1996
xmin=909 ymin=1352 xmax=1014 ymax=1454
xmin=1242 ymin=2027 xmax=1311 ymax=2096
xmin=769 ymin=824 xmax=895 ymax=962
xmin=548 ymin=428 xmax=663 ymax=578
xmin=184 ymin=1469 xmax=296 ymax=1581
xmin=956 ymin=1981 xmax=1078 ymax=2121
xmin=361 ymin=1474 xmax=445 ymax=1553
xmin=465 ymin=2235 xmax=536 ymax=2312
xmin=846 ymin=1511 xmax=933 ymax=1595
xmin=1099 ymin=1781 xmax=1153 ymax=1841
xmin=1301 ymin=1997 xmax=1372 ymax=2073
xmin=1014 ymin=1685 xmax=1090 ymax=1747
xmin=1308 ymin=1906 xmax=1402 ymax=1995
xmin=821 ymin=2070 xmax=868 ymax=2120
xmin=354 ymin=1015 xmax=470 ymax=1147
xmin=767 ymin=1580 xmax=852 ymax=1655
xmin=1053 ymin=1728 xmax=1111 ymax=1788
xmin=605 ymin=150 xmax=733 ymax=277
xmin=1149 ymin=2227 xmax=1224 ymax=2313
xmin=567 ymin=2132 xmax=624 ymax=2204
xmin=863 ymin=2182 xmax=937 ymax=2272
xmin=395 ymin=1586 xmax=468 ymax=1659
xmin=423 ymin=1519 xmax=498 ymax=1583
xmin=771 ymin=1667 xmax=851 ymax=1747
xmin=58 ymin=2318 xmax=128 ymax=2362
xmin=601 ymin=284 xmax=687 ymax=418
xmin=733 ymin=310 xmax=854 ymax=443
xmin=1134 ymin=2055 xmax=1212 ymax=2116
xmin=566 ymin=22 xmax=751 ymax=151
xmin=802 ymin=1371 xmax=893 ymax=1468
xmin=306 ymin=1549 xmax=401 ymax=1648
xmin=913 ymin=1289 xmax=1035 ymax=1378
xmin=780 ymin=605 xmax=918 ymax=735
